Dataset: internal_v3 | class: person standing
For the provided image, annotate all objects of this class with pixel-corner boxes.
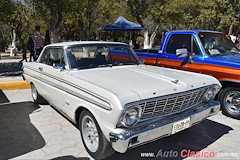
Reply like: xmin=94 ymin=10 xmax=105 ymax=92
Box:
xmin=230 ymin=33 xmax=237 ymax=43
xmin=44 ymin=30 xmax=51 ymax=46
xmin=32 ymin=25 xmax=44 ymax=60
xmin=19 ymin=45 xmax=27 ymax=63
xmin=27 ymin=34 xmax=35 ymax=61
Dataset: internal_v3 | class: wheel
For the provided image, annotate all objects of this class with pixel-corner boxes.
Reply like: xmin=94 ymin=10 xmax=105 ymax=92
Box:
xmin=79 ymin=110 xmax=115 ymax=159
xmin=31 ymin=83 xmax=47 ymax=104
xmin=219 ymin=87 xmax=240 ymax=119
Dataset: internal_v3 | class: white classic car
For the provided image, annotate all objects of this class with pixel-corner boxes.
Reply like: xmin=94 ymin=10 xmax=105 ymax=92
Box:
xmin=23 ymin=41 xmax=221 ymax=159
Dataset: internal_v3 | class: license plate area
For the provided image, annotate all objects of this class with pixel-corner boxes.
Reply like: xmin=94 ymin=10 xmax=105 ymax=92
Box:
xmin=171 ymin=117 xmax=191 ymax=134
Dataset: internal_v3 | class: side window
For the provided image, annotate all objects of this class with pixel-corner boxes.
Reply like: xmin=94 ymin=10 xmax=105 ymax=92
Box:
xmin=39 ymin=49 xmax=49 ymax=64
xmin=166 ymin=34 xmax=200 ymax=55
xmin=49 ymin=48 xmax=65 ymax=66
xmin=166 ymin=34 xmax=191 ymax=54
xmin=39 ymin=48 xmax=65 ymax=66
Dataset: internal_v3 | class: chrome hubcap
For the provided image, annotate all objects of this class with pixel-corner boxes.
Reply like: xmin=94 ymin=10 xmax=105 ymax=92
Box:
xmin=225 ymin=91 xmax=240 ymax=114
xmin=32 ymin=85 xmax=37 ymax=101
xmin=82 ymin=115 xmax=99 ymax=152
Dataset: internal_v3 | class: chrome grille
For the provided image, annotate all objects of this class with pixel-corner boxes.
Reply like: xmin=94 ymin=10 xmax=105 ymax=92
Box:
xmin=139 ymin=88 xmax=209 ymax=120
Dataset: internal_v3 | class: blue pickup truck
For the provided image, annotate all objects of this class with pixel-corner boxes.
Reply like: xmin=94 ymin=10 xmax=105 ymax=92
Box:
xmin=135 ymin=30 xmax=240 ymax=119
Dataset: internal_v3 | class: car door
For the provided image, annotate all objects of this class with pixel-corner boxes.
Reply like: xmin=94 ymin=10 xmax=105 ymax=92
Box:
xmin=157 ymin=34 xmax=203 ymax=73
xmin=38 ymin=47 xmax=66 ymax=109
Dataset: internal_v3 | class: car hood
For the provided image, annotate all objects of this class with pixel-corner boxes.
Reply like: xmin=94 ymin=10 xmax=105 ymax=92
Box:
xmin=70 ymin=65 xmax=219 ymax=104
xmin=207 ymin=54 xmax=240 ymax=69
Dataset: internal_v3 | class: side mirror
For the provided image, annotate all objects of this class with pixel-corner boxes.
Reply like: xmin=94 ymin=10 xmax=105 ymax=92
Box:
xmin=176 ymin=48 xmax=188 ymax=57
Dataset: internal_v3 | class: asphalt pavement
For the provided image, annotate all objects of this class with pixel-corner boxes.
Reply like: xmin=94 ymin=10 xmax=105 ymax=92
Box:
xmin=0 ymin=57 xmax=240 ymax=160
xmin=0 ymin=89 xmax=91 ymax=160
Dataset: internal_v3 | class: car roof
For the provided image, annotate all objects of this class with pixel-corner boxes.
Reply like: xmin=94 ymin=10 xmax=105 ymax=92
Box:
xmin=45 ymin=41 xmax=128 ymax=47
xmin=167 ymin=30 xmax=224 ymax=34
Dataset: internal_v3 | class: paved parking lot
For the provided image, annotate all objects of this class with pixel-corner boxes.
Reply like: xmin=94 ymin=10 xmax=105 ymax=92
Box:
xmin=0 ymin=89 xmax=91 ymax=160
xmin=0 ymin=88 xmax=240 ymax=160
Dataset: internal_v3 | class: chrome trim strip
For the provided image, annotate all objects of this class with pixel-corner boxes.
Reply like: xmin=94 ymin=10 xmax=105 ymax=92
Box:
xmin=25 ymin=66 xmax=110 ymax=104
xmin=23 ymin=67 xmax=112 ymax=110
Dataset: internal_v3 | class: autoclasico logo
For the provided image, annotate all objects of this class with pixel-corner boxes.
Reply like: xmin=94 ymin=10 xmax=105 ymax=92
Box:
xmin=141 ymin=149 xmax=215 ymax=158
xmin=156 ymin=149 xmax=214 ymax=158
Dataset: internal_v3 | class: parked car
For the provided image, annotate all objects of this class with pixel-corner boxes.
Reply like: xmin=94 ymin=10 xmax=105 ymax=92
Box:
xmin=23 ymin=41 xmax=221 ymax=159
xmin=135 ymin=30 xmax=240 ymax=119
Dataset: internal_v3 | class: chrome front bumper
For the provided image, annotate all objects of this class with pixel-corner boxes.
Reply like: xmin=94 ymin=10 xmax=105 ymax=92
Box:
xmin=109 ymin=101 xmax=220 ymax=153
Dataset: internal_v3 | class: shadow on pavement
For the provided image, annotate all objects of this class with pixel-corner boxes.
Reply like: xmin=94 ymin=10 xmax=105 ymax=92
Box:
xmin=106 ymin=119 xmax=233 ymax=160
xmin=0 ymin=62 xmax=22 ymax=77
xmin=0 ymin=89 xmax=9 ymax=104
xmin=0 ymin=101 xmax=45 ymax=159
xmin=51 ymin=156 xmax=90 ymax=160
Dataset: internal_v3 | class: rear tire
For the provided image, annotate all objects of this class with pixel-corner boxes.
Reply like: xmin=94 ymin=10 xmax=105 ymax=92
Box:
xmin=79 ymin=110 xmax=115 ymax=159
xmin=219 ymin=87 xmax=240 ymax=119
xmin=31 ymin=83 xmax=47 ymax=104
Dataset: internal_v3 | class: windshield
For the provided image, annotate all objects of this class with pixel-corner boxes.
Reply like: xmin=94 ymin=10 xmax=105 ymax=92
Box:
xmin=199 ymin=32 xmax=240 ymax=56
xmin=66 ymin=44 xmax=140 ymax=69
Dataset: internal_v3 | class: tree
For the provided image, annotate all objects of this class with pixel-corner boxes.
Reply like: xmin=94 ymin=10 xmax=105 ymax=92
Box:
xmin=67 ymin=0 xmax=102 ymax=40
xmin=63 ymin=0 xmax=119 ymax=41
xmin=127 ymin=0 xmax=168 ymax=49
xmin=0 ymin=0 xmax=239 ymax=52
xmin=0 ymin=0 xmax=32 ymax=56
xmin=226 ymin=0 xmax=240 ymax=35
xmin=31 ymin=0 xmax=67 ymax=43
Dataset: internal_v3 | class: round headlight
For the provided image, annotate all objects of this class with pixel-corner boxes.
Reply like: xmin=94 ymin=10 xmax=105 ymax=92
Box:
xmin=204 ymin=87 xmax=217 ymax=102
xmin=122 ymin=106 xmax=142 ymax=127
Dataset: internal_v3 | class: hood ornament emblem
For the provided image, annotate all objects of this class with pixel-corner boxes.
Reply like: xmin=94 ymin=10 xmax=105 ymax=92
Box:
xmin=171 ymin=79 xmax=179 ymax=85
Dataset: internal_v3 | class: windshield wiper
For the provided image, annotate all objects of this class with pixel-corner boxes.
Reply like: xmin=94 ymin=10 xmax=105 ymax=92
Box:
xmin=97 ymin=64 xmax=113 ymax=68
xmin=112 ymin=61 xmax=138 ymax=66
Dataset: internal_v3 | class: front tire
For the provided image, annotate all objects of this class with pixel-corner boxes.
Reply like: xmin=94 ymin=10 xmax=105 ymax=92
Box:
xmin=31 ymin=83 xmax=47 ymax=104
xmin=79 ymin=110 xmax=115 ymax=159
xmin=219 ymin=87 xmax=240 ymax=119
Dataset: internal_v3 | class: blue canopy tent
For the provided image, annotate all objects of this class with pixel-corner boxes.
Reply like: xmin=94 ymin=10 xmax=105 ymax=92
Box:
xmin=100 ymin=16 xmax=142 ymax=31
xmin=99 ymin=16 xmax=142 ymax=48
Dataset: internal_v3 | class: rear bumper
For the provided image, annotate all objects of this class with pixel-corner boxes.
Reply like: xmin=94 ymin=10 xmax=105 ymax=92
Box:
xmin=109 ymin=101 xmax=220 ymax=153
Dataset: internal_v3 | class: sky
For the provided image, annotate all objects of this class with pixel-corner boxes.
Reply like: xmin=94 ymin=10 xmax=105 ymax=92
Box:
xmin=13 ymin=0 xmax=26 ymax=5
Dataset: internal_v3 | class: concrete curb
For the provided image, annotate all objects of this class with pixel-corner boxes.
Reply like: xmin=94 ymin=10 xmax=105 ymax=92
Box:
xmin=0 ymin=81 xmax=31 ymax=90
